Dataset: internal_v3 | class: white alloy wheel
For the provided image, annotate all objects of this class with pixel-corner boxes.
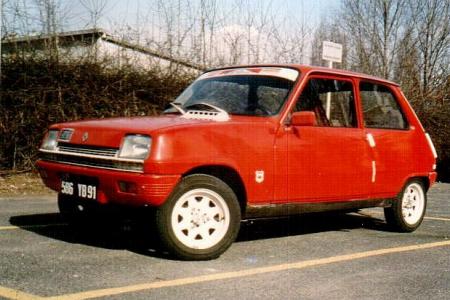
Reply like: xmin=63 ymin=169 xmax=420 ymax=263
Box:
xmin=401 ymin=182 xmax=425 ymax=225
xmin=384 ymin=179 xmax=427 ymax=232
xmin=171 ymin=188 xmax=231 ymax=250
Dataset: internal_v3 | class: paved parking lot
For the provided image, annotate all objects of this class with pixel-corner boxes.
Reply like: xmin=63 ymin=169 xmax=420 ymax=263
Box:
xmin=0 ymin=183 xmax=449 ymax=300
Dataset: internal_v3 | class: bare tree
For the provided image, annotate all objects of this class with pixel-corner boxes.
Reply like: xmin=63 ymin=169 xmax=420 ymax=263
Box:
xmin=2 ymin=0 xmax=35 ymax=38
xmin=336 ymin=0 xmax=448 ymax=103
xmin=79 ymin=0 xmax=107 ymax=29
xmin=340 ymin=0 xmax=408 ymax=79
xmin=410 ymin=0 xmax=450 ymax=100
xmin=393 ymin=29 xmax=421 ymax=101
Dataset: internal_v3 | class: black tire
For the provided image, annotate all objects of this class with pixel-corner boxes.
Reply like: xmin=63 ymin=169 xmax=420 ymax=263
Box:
xmin=57 ymin=194 xmax=96 ymax=225
xmin=155 ymin=174 xmax=241 ymax=260
xmin=384 ymin=179 xmax=427 ymax=232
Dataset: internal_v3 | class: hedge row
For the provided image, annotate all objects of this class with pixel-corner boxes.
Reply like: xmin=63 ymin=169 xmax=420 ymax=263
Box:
xmin=1 ymin=56 xmax=195 ymax=170
xmin=414 ymin=103 xmax=450 ymax=182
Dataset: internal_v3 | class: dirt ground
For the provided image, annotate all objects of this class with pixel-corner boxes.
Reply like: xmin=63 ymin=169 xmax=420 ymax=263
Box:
xmin=0 ymin=172 xmax=54 ymax=197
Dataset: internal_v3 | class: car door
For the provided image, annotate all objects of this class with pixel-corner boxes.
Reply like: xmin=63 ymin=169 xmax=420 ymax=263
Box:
xmin=275 ymin=75 xmax=372 ymax=203
xmin=359 ymin=81 xmax=414 ymax=198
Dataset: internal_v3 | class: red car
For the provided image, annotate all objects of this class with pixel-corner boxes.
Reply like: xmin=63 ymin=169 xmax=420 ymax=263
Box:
xmin=37 ymin=65 xmax=438 ymax=260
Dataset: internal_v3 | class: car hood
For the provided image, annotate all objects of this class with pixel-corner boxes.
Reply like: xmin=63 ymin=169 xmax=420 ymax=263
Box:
xmin=51 ymin=115 xmax=251 ymax=148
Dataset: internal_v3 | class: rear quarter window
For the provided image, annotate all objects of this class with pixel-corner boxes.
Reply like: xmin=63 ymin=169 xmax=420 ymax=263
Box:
xmin=360 ymin=82 xmax=408 ymax=130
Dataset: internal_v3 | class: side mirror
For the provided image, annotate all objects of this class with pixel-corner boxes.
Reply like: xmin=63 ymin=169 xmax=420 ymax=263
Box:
xmin=291 ymin=111 xmax=317 ymax=126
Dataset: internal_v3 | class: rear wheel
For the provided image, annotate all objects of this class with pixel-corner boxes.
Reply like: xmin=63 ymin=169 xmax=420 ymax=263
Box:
xmin=384 ymin=180 xmax=426 ymax=232
xmin=155 ymin=174 xmax=241 ymax=260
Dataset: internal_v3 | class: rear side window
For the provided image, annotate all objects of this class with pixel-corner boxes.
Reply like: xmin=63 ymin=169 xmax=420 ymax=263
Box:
xmin=360 ymin=82 xmax=408 ymax=129
xmin=294 ymin=78 xmax=357 ymax=127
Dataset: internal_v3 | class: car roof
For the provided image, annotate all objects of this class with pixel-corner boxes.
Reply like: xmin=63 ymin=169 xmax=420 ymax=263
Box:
xmin=207 ymin=64 xmax=400 ymax=87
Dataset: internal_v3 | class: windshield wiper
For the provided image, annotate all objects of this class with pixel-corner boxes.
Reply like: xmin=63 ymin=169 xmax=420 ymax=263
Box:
xmin=162 ymin=102 xmax=185 ymax=115
xmin=170 ymin=102 xmax=187 ymax=115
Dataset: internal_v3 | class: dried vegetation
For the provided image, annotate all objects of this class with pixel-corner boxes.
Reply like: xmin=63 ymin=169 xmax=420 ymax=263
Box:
xmin=1 ymin=55 xmax=195 ymax=172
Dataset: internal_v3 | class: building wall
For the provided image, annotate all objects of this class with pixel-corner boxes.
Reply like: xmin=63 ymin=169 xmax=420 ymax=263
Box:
xmin=2 ymin=36 xmax=200 ymax=75
xmin=96 ymin=39 xmax=200 ymax=74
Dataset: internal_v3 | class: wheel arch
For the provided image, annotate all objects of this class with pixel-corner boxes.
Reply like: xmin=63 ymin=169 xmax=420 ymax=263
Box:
xmin=184 ymin=165 xmax=247 ymax=214
xmin=402 ymin=175 xmax=430 ymax=192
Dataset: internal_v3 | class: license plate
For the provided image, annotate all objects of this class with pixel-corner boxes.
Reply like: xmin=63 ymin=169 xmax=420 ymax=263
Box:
xmin=61 ymin=180 xmax=97 ymax=200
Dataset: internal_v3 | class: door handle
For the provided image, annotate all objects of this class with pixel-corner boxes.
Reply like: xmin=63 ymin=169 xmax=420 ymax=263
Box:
xmin=366 ymin=133 xmax=376 ymax=148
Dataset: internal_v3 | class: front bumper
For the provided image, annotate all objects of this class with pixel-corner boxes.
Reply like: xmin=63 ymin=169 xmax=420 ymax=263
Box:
xmin=36 ymin=160 xmax=180 ymax=206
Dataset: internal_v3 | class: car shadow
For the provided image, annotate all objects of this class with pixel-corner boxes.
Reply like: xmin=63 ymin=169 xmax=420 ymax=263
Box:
xmin=237 ymin=211 xmax=388 ymax=242
xmin=9 ymin=209 xmax=173 ymax=259
xmin=9 ymin=210 xmax=388 ymax=260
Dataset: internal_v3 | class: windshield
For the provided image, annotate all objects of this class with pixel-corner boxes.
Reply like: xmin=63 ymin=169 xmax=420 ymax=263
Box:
xmin=166 ymin=75 xmax=296 ymax=116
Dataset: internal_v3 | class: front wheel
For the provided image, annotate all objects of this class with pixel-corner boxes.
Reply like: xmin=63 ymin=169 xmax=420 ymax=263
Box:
xmin=155 ymin=175 xmax=241 ymax=260
xmin=384 ymin=180 xmax=427 ymax=232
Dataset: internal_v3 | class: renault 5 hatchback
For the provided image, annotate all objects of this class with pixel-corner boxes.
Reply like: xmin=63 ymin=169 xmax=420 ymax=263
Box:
xmin=37 ymin=65 xmax=438 ymax=260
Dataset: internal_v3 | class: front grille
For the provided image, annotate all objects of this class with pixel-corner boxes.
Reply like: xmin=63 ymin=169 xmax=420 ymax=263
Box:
xmin=39 ymin=143 xmax=143 ymax=173
xmin=58 ymin=143 xmax=118 ymax=157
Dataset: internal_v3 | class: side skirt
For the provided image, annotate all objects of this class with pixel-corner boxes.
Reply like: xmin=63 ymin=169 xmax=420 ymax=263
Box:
xmin=244 ymin=198 xmax=394 ymax=219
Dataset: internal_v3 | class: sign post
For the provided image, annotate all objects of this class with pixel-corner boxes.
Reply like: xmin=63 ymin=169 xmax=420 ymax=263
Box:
xmin=322 ymin=41 xmax=343 ymax=118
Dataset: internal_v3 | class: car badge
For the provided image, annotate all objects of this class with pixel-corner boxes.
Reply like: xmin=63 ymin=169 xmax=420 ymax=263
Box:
xmin=255 ymin=170 xmax=264 ymax=183
xmin=82 ymin=132 xmax=89 ymax=142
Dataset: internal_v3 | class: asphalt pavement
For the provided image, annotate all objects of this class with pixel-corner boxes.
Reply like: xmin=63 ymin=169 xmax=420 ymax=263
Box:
xmin=0 ymin=183 xmax=449 ymax=300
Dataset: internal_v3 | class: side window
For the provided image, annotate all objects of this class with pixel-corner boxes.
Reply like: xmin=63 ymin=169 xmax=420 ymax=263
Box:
xmin=360 ymin=82 xmax=408 ymax=130
xmin=294 ymin=78 xmax=357 ymax=127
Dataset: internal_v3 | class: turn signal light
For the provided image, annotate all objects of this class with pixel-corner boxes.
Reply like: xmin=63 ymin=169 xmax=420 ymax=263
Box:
xmin=118 ymin=181 xmax=137 ymax=194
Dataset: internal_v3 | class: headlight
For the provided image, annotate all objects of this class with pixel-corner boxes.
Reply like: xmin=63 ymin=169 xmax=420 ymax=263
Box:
xmin=119 ymin=135 xmax=151 ymax=160
xmin=40 ymin=130 xmax=59 ymax=151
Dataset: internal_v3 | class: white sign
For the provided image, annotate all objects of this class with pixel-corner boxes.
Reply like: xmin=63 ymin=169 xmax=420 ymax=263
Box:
xmin=322 ymin=41 xmax=342 ymax=63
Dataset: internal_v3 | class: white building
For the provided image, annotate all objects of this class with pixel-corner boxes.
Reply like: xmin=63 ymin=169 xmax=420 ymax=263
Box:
xmin=1 ymin=28 xmax=204 ymax=74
